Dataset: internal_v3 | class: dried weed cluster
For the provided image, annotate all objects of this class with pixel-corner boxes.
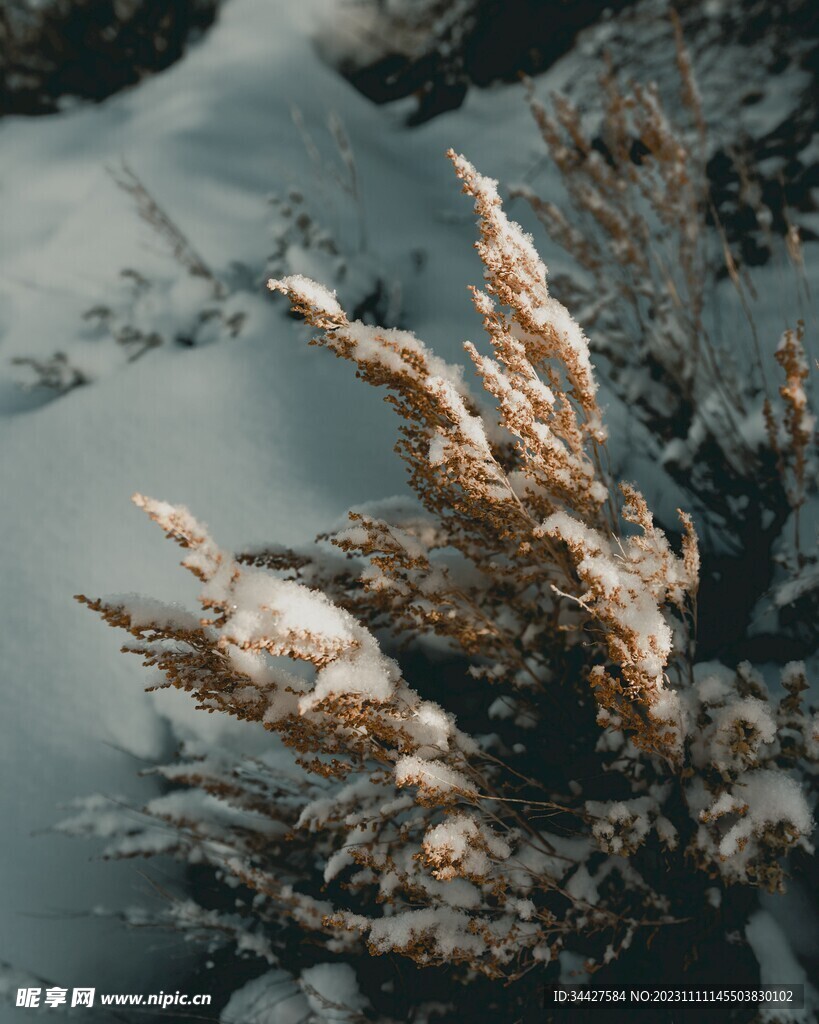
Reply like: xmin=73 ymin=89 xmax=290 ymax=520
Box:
xmin=512 ymin=16 xmax=797 ymax=547
xmin=71 ymin=148 xmax=817 ymax=1007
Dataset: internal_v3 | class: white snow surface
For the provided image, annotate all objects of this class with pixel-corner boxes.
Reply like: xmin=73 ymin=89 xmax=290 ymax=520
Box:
xmin=0 ymin=0 xmax=816 ymax=1014
xmin=221 ymin=969 xmax=310 ymax=1024
xmin=745 ymin=910 xmax=819 ymax=1023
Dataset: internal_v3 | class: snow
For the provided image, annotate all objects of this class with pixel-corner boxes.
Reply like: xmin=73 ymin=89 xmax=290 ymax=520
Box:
xmin=540 ymin=510 xmax=683 ymax=685
xmin=367 ymin=906 xmax=486 ymax=960
xmin=1 ymin=0 xmax=817 ymax=1012
xmin=707 ymin=697 xmax=777 ymax=771
xmin=745 ymin=910 xmax=819 ymax=1023
xmin=221 ymin=970 xmax=309 ymax=1024
xmin=705 ymin=770 xmax=813 ymax=859
xmin=309 ymin=646 xmax=400 ymax=706
xmin=428 ymin=432 xmax=449 ymax=466
xmin=394 ymin=756 xmax=477 ymax=801
xmin=300 ymin=963 xmax=368 ymax=1022
xmin=267 ymin=274 xmax=344 ymax=319
xmin=103 ymin=593 xmax=202 ymax=631
xmin=221 ymin=572 xmax=358 ymax=650
xmin=422 ymin=813 xmax=511 ymax=879
xmin=406 ymin=702 xmax=455 ymax=752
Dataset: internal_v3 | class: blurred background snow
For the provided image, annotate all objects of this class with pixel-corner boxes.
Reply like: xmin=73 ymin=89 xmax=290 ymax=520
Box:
xmin=0 ymin=0 xmax=816 ymax=1016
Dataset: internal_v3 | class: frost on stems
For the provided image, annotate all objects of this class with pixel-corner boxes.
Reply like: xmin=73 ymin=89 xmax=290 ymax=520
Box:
xmin=76 ymin=154 xmax=816 ymax=990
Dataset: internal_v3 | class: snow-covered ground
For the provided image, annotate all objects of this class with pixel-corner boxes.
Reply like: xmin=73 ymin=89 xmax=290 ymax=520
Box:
xmin=0 ymin=0 xmax=815 ymax=1017
xmin=0 ymin=0 xmax=546 ymax=1004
